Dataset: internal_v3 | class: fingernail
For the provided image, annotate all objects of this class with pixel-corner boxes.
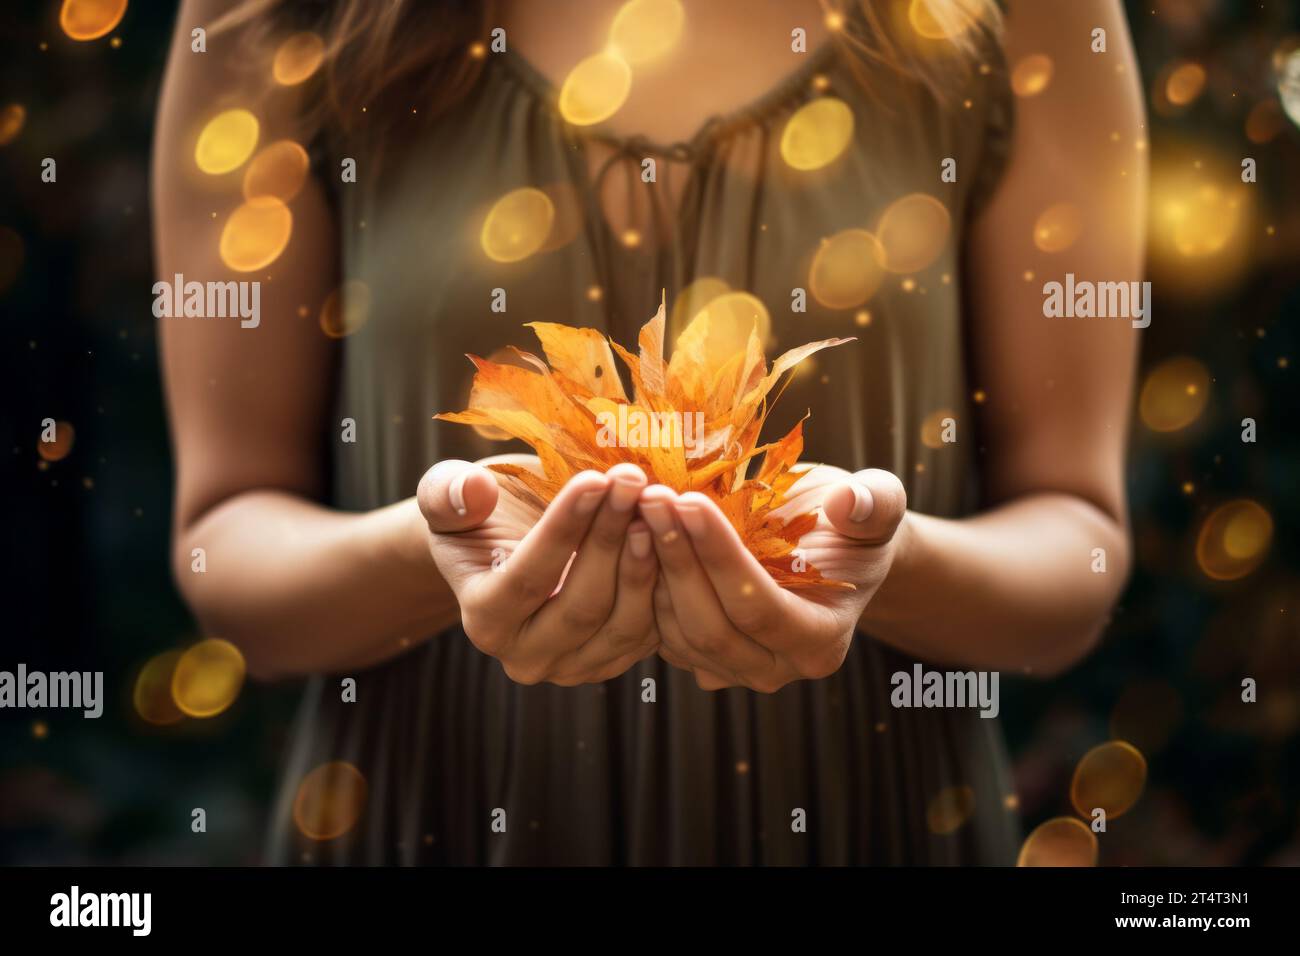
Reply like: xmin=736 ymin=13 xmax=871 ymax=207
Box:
xmin=576 ymin=487 xmax=606 ymax=515
xmin=608 ymin=477 xmax=642 ymax=512
xmin=629 ymin=529 xmax=651 ymax=558
xmin=449 ymin=470 xmax=469 ymax=517
xmin=676 ymin=504 xmax=706 ymax=539
xmin=850 ymin=483 xmax=873 ymax=523
xmin=640 ymin=501 xmax=674 ymax=537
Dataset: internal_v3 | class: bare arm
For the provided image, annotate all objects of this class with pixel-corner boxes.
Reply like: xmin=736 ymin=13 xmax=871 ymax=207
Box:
xmin=860 ymin=0 xmax=1146 ymax=676
xmin=154 ymin=0 xmax=457 ymax=680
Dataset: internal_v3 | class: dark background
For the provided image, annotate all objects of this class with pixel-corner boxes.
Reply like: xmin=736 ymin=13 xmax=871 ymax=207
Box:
xmin=2 ymin=0 xmax=1298 ymax=864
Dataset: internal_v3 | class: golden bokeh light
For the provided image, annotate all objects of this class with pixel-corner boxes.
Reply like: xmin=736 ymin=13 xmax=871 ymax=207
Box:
xmin=1032 ymin=202 xmax=1083 ymax=253
xmin=133 ymin=650 xmax=186 ymax=726
xmin=195 ymin=108 xmax=260 ymax=175
xmin=0 ymin=103 xmax=26 ymax=146
xmin=608 ymin=0 xmax=684 ymax=65
xmin=1245 ymin=99 xmax=1285 ymax=144
xmin=171 ymin=638 xmax=246 ymax=718
xmin=293 ymin=761 xmax=368 ymax=840
xmin=1010 ymin=54 xmax=1054 ymax=97
xmin=920 ymin=408 xmax=956 ymax=449
xmin=319 ymin=280 xmax=372 ymax=339
xmin=1168 ymin=182 xmax=1241 ymax=257
xmin=668 ymin=276 xmax=730 ymax=342
xmin=480 ymin=187 xmax=555 ymax=263
xmin=926 ymin=784 xmax=975 ymax=835
xmin=876 ymin=193 xmax=951 ymax=273
xmin=779 ymin=97 xmax=855 ymax=171
xmin=558 ymin=50 xmax=632 ymax=126
xmin=1138 ymin=355 xmax=1210 ymax=432
xmin=1165 ymin=62 xmax=1207 ymax=107
xmin=1070 ymin=740 xmax=1147 ymax=820
xmin=808 ymin=229 xmax=885 ymax=309
xmin=60 ymin=0 xmax=128 ymax=41
xmin=219 ymin=196 xmax=293 ymax=272
xmin=908 ymin=0 xmax=980 ymax=40
xmin=1196 ymin=499 xmax=1273 ymax=581
xmin=1017 ymin=817 xmax=1098 ymax=867
xmin=682 ymin=291 xmax=772 ymax=368
xmin=37 ymin=421 xmax=75 ymax=462
xmin=0 ymin=226 xmax=24 ymax=295
xmin=242 ymin=140 xmax=310 ymax=202
xmin=272 ymin=32 xmax=326 ymax=86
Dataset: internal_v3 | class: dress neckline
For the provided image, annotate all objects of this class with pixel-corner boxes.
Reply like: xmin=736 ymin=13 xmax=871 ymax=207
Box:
xmin=496 ymin=39 xmax=841 ymax=161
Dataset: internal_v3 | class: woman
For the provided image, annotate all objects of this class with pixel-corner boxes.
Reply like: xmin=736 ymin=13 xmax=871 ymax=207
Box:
xmin=153 ymin=0 xmax=1145 ymax=864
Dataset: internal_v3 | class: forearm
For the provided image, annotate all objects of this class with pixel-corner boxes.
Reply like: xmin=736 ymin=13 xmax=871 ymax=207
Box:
xmin=860 ymin=493 xmax=1130 ymax=675
xmin=174 ymin=491 xmax=459 ymax=680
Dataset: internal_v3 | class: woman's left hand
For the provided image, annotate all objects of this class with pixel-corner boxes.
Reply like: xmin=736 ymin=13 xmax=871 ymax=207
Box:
xmin=639 ymin=465 xmax=907 ymax=692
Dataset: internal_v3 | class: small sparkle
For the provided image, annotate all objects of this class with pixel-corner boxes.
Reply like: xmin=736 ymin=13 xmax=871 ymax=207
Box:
xmin=854 ymin=309 xmax=872 ymax=327
xmin=662 ymin=529 xmax=679 ymax=544
xmin=586 ymin=285 xmax=603 ymax=302
xmin=972 ymin=389 xmax=986 ymax=404
xmin=32 ymin=721 xmax=48 ymax=739
xmin=736 ymin=760 xmax=750 ymax=775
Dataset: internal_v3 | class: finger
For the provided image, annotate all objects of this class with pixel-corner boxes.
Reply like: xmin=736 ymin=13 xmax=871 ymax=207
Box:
xmin=821 ymin=468 xmax=908 ymax=544
xmin=417 ymin=459 xmax=499 ymax=533
xmin=653 ymin=585 xmax=736 ymax=687
xmin=547 ymin=517 xmax=658 ymax=681
xmin=469 ymin=471 xmax=609 ymax=642
xmin=533 ymin=464 xmax=647 ymax=642
xmin=672 ymin=491 xmax=794 ymax=645
xmin=638 ymin=486 xmax=776 ymax=679
xmin=768 ymin=464 xmax=851 ymax=522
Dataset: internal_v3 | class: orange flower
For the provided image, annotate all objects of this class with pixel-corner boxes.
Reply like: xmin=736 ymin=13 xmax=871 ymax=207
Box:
xmin=436 ymin=300 xmax=853 ymax=588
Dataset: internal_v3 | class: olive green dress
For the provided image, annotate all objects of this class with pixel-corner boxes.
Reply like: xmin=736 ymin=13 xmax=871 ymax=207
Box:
xmin=266 ymin=26 xmax=1020 ymax=865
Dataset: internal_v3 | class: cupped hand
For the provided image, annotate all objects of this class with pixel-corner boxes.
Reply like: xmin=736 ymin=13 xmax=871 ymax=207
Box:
xmin=640 ymin=465 xmax=907 ymax=692
xmin=417 ymin=455 xmax=659 ymax=686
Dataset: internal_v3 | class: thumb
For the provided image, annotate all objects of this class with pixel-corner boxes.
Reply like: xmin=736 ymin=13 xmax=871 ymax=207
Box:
xmin=416 ymin=459 xmax=499 ymax=534
xmin=822 ymin=469 xmax=907 ymax=545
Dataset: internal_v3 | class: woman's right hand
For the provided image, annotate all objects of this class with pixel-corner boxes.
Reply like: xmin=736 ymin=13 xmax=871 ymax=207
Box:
xmin=416 ymin=456 xmax=659 ymax=686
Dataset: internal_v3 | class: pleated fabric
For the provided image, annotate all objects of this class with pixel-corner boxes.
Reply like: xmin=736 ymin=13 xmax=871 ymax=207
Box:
xmin=267 ymin=24 xmax=1020 ymax=866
